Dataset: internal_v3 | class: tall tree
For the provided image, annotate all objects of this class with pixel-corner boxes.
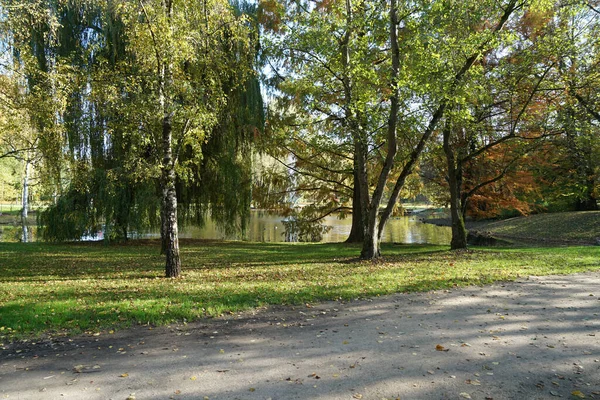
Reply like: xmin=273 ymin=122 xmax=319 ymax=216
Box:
xmin=119 ymin=0 xmax=256 ymax=277
xmin=2 ymin=0 xmax=261 ymax=276
xmin=263 ymin=0 xmax=533 ymax=258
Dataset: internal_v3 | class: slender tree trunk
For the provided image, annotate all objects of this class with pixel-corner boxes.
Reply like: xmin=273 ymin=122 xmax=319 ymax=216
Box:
xmin=345 ymin=162 xmax=365 ymax=243
xmin=22 ymin=158 xmax=30 ymax=219
xmin=443 ymin=124 xmax=468 ymax=249
xmin=356 ymin=136 xmax=374 ymax=257
xmin=152 ymin=0 xmax=180 ymax=277
xmin=162 ymin=113 xmax=181 ymax=278
xmin=160 ymin=194 xmax=167 ymax=254
xmin=361 ymin=0 xmax=400 ymax=259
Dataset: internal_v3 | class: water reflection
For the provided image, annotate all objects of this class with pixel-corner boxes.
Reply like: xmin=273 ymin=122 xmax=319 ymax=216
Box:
xmin=0 ymin=212 xmax=451 ymax=245
xmin=179 ymin=212 xmax=451 ymax=245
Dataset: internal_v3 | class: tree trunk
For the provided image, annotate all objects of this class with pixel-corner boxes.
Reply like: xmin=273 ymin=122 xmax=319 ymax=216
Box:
xmin=356 ymin=137 xmax=375 ymax=257
xmin=443 ymin=123 xmax=468 ymax=250
xmin=345 ymin=169 xmax=364 ymax=243
xmin=162 ymin=113 xmax=181 ymax=278
xmin=448 ymin=174 xmax=468 ymax=249
xmin=361 ymin=217 xmax=380 ymax=259
xmin=21 ymin=222 xmax=29 ymax=243
xmin=22 ymin=159 xmax=30 ymax=219
xmin=360 ymin=0 xmax=400 ymax=259
xmin=160 ymin=193 xmax=167 ymax=254
xmin=156 ymin=0 xmax=180 ymax=278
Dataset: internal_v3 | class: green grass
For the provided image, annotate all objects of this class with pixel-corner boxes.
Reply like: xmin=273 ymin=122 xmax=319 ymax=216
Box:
xmin=1 ymin=240 xmax=599 ymax=342
xmin=474 ymin=211 xmax=600 ymax=243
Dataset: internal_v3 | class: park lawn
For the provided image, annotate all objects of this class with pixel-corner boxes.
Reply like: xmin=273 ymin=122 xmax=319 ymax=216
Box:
xmin=0 ymin=240 xmax=599 ymax=341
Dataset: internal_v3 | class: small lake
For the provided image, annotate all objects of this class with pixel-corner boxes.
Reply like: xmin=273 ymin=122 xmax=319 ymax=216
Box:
xmin=0 ymin=211 xmax=451 ymax=245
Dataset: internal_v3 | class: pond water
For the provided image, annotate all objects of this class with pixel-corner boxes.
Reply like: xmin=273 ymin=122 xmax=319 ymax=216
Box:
xmin=0 ymin=211 xmax=451 ymax=245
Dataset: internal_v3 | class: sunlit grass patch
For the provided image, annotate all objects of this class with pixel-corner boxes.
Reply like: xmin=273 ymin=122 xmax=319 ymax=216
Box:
xmin=0 ymin=240 xmax=598 ymax=341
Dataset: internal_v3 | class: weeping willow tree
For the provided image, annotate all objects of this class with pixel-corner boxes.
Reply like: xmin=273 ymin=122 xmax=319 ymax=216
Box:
xmin=3 ymin=0 xmax=263 ymax=277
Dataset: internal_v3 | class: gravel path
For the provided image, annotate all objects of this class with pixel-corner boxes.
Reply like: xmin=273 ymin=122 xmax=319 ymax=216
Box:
xmin=2 ymin=272 xmax=600 ymax=400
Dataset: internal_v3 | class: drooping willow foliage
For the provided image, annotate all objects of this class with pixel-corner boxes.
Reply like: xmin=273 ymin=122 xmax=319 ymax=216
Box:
xmin=3 ymin=0 xmax=263 ymax=241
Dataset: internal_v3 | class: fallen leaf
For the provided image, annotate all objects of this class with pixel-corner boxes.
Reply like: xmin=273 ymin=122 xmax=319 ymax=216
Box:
xmin=249 ymin=388 xmax=255 ymax=392
xmin=436 ymin=344 xmax=449 ymax=351
xmin=571 ymin=391 xmax=585 ymax=398
xmin=119 ymin=373 xmax=129 ymax=378
xmin=353 ymin=394 xmax=363 ymax=399
xmin=459 ymin=393 xmax=472 ymax=399
xmin=190 ymin=376 xmax=197 ymax=381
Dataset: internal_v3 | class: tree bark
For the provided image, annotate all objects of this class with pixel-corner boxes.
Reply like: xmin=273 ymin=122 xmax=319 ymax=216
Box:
xmin=443 ymin=123 xmax=468 ymax=249
xmin=162 ymin=113 xmax=181 ymax=278
xmin=345 ymin=168 xmax=365 ymax=243
xmin=160 ymin=194 xmax=167 ymax=254
xmin=361 ymin=218 xmax=380 ymax=259
xmin=21 ymin=158 xmax=30 ymax=219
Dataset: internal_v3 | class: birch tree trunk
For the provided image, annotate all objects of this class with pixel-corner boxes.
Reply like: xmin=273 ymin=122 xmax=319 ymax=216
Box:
xmin=160 ymin=0 xmax=181 ymax=278
xmin=21 ymin=158 xmax=30 ymax=219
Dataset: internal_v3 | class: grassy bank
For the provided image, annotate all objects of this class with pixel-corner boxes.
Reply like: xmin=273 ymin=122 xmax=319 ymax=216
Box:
xmin=423 ymin=210 xmax=600 ymax=244
xmin=471 ymin=211 xmax=600 ymax=244
xmin=1 ymin=240 xmax=599 ymax=341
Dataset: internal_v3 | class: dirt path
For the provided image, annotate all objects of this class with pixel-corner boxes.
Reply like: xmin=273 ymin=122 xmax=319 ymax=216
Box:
xmin=2 ymin=272 xmax=600 ymax=400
